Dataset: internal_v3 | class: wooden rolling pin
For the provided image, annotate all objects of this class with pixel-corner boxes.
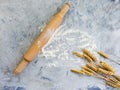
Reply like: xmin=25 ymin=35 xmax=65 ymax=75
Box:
xmin=15 ymin=3 xmax=70 ymax=75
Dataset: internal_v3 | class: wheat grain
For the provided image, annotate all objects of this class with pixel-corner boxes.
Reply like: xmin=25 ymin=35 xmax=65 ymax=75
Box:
xmin=83 ymin=48 xmax=97 ymax=62
xmin=100 ymin=61 xmax=115 ymax=73
xmin=83 ymin=54 xmax=93 ymax=62
xmin=73 ymin=51 xmax=84 ymax=58
xmin=71 ymin=69 xmax=85 ymax=75
xmin=81 ymin=69 xmax=94 ymax=76
xmin=97 ymin=51 xmax=110 ymax=58
xmin=86 ymin=63 xmax=97 ymax=72
xmin=97 ymin=68 xmax=114 ymax=75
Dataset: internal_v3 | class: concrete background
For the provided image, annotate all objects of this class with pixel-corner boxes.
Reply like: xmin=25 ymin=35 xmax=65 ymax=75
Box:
xmin=0 ymin=0 xmax=120 ymax=90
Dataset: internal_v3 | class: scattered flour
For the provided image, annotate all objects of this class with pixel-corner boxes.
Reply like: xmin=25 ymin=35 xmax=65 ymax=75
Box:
xmin=41 ymin=25 xmax=97 ymax=60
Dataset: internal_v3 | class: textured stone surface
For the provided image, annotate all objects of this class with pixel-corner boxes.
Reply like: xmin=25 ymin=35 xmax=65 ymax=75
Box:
xmin=0 ymin=0 xmax=120 ymax=90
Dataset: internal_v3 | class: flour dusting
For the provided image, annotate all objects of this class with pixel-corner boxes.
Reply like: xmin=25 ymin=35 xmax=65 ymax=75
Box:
xmin=42 ymin=25 xmax=97 ymax=59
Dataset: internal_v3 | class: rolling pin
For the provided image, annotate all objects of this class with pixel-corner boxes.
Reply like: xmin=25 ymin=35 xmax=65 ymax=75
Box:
xmin=15 ymin=3 xmax=70 ymax=75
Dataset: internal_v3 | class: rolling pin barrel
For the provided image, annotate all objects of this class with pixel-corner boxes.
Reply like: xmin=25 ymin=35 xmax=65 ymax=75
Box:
xmin=15 ymin=3 xmax=70 ymax=75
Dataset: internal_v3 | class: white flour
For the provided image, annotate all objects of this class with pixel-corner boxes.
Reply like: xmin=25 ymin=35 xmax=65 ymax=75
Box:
xmin=42 ymin=25 xmax=97 ymax=60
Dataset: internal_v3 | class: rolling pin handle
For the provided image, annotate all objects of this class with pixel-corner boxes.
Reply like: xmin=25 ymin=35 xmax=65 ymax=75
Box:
xmin=15 ymin=59 xmax=29 ymax=75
